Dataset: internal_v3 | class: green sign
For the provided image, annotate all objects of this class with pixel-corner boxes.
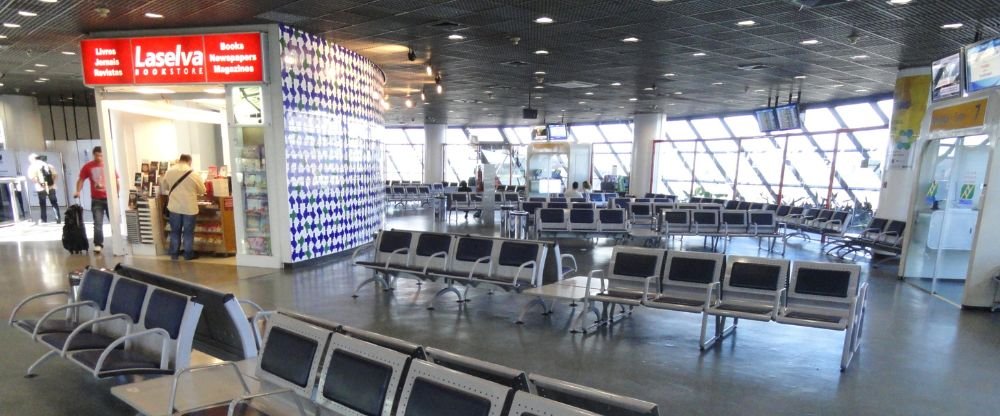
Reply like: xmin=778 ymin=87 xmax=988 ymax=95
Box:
xmin=958 ymin=183 xmax=976 ymax=208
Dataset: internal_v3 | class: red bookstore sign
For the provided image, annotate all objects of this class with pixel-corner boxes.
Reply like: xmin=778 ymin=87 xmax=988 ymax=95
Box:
xmin=80 ymin=33 xmax=264 ymax=86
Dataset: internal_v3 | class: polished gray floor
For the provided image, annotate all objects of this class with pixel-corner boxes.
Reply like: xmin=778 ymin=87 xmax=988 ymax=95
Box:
xmin=2 ymin=207 xmax=1000 ymax=415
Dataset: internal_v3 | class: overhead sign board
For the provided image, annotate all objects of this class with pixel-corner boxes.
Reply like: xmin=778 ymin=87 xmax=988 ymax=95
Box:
xmin=929 ymin=98 xmax=988 ymax=132
xmin=80 ymin=32 xmax=265 ymax=86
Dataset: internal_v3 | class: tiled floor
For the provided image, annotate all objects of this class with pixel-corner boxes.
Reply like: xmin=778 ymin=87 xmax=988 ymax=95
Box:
xmin=2 ymin=207 xmax=999 ymax=415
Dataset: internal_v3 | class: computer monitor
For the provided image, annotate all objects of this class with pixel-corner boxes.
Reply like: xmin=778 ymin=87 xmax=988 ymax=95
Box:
xmin=932 ymin=53 xmax=963 ymax=101
xmin=547 ymin=124 xmax=568 ymax=140
xmin=754 ymin=108 xmax=779 ymax=132
xmin=775 ymin=104 xmax=802 ymax=131
xmin=966 ymin=37 xmax=1000 ymax=93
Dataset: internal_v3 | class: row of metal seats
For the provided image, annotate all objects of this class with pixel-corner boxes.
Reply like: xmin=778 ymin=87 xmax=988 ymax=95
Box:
xmin=576 ymin=246 xmax=868 ymax=370
xmin=352 ymin=229 xmax=576 ymax=307
xmin=535 ymin=208 xmax=631 ymax=238
xmin=824 ymin=217 xmax=906 ymax=263
xmin=9 ymin=268 xmax=205 ymax=378
xmin=167 ymin=310 xmax=658 ymax=415
xmin=386 ymin=185 xmax=440 ymax=206
xmin=783 ymin=207 xmax=853 ymax=240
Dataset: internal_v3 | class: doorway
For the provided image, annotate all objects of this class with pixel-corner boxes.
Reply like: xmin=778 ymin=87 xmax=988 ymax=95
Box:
xmin=903 ymin=135 xmax=990 ymax=304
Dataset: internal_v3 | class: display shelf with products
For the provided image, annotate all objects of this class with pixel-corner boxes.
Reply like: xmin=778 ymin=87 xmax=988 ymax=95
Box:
xmin=235 ymin=128 xmax=272 ymax=256
xmin=160 ymin=196 xmax=237 ymax=256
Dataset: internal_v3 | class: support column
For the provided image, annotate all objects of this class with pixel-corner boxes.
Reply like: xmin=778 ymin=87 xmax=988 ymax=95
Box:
xmin=879 ymin=67 xmax=931 ymax=221
xmin=424 ymin=124 xmax=445 ymax=184
xmin=629 ymin=113 xmax=663 ymax=196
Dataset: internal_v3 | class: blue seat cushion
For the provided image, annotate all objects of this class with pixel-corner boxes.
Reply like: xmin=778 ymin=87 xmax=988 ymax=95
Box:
xmin=40 ymin=332 xmax=119 ymax=351
xmin=70 ymin=350 xmax=168 ymax=376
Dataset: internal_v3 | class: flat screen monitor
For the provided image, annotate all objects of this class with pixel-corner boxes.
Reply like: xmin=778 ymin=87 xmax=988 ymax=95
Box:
xmin=932 ymin=53 xmax=963 ymax=101
xmin=775 ymin=104 xmax=802 ymax=130
xmin=547 ymin=124 xmax=568 ymax=140
xmin=966 ymin=37 xmax=1000 ymax=93
xmin=754 ymin=108 xmax=779 ymax=132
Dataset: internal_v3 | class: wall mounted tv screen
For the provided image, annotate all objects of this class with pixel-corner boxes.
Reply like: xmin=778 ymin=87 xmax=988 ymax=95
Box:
xmin=754 ymin=108 xmax=779 ymax=132
xmin=775 ymin=104 xmax=802 ymax=131
xmin=547 ymin=124 xmax=568 ymax=140
xmin=966 ymin=38 xmax=1000 ymax=93
xmin=932 ymin=53 xmax=963 ymax=101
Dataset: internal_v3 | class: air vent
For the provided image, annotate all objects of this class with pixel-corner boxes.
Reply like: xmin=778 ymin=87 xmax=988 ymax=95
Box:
xmin=737 ymin=63 xmax=771 ymax=71
xmin=549 ymin=80 xmax=599 ymax=89
xmin=429 ymin=21 xmax=463 ymax=30
xmin=501 ymin=61 xmax=528 ymax=66
xmin=255 ymin=11 xmax=309 ymax=24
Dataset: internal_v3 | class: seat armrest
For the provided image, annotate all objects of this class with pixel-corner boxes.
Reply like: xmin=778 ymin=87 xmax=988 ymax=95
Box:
xmin=422 ymin=251 xmax=449 ymax=274
xmin=642 ymin=275 xmax=659 ymax=301
xmin=705 ymin=282 xmax=721 ymax=307
xmin=60 ymin=313 xmax=132 ymax=354
xmin=467 ymin=256 xmax=493 ymax=280
xmin=513 ymin=261 xmax=538 ymax=287
xmin=31 ymin=300 xmax=100 ymax=340
xmin=584 ymin=269 xmax=606 ymax=300
xmin=250 ymin=310 xmax=277 ymax=348
xmin=9 ymin=290 xmax=72 ymax=325
xmin=560 ymin=253 xmax=578 ymax=278
xmin=169 ymin=362 xmax=252 ymax=414
xmin=384 ymin=247 xmax=409 ymax=268
xmin=92 ymin=328 xmax=172 ymax=374
xmin=351 ymin=242 xmax=374 ymax=263
xmin=771 ymin=288 xmax=787 ymax=320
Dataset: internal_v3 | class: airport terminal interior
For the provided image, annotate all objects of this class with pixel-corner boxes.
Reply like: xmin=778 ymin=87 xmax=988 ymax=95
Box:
xmin=1 ymin=0 xmax=1000 ymax=415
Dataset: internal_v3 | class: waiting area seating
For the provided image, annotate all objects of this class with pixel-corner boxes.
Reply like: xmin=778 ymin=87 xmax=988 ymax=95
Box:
xmin=576 ymin=246 xmax=868 ymax=370
xmin=9 ymin=267 xmax=207 ymax=378
xmin=823 ymin=217 xmax=906 ymax=265
xmin=386 ymin=185 xmax=436 ymax=207
xmin=623 ymin=204 xmax=786 ymax=253
xmin=534 ymin=207 xmax=631 ymax=241
xmin=353 ymin=229 xmax=576 ymax=309
xmin=117 ymin=309 xmax=659 ymax=415
xmin=784 ymin=208 xmax=853 ymax=242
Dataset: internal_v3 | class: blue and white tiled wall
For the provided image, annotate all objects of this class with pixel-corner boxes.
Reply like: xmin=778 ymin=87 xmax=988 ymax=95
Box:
xmin=279 ymin=25 xmax=386 ymax=262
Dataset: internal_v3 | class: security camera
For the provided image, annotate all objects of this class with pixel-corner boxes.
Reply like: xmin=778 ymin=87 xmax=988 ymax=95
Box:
xmin=407 ymin=49 xmax=416 ymax=62
xmin=847 ymin=30 xmax=861 ymax=45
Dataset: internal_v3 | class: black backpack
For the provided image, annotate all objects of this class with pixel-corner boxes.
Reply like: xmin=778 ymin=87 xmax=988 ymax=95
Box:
xmin=41 ymin=165 xmax=55 ymax=186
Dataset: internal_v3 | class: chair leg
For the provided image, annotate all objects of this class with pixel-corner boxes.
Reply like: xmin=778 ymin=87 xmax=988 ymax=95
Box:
xmin=571 ymin=300 xmax=604 ymax=334
xmin=25 ymin=350 xmax=58 ymax=377
xmin=516 ymin=296 xmax=547 ymax=324
xmin=700 ymin=315 xmax=738 ymax=350
xmin=426 ymin=282 xmax=463 ymax=310
xmin=352 ymin=271 xmax=391 ymax=298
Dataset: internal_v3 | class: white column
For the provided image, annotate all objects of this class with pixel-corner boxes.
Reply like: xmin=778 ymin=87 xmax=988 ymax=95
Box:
xmin=629 ymin=113 xmax=663 ymax=196
xmin=0 ymin=95 xmax=45 ymax=151
xmin=878 ymin=67 xmax=931 ymax=221
xmin=424 ymin=124 xmax=445 ymax=184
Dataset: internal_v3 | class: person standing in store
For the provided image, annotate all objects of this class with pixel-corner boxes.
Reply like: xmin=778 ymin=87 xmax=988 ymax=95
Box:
xmin=74 ymin=146 xmax=116 ymax=253
xmin=160 ymin=154 xmax=205 ymax=261
xmin=27 ymin=154 xmax=61 ymax=224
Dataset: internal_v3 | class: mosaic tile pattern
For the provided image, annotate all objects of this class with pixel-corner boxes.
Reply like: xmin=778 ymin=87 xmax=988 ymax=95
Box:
xmin=280 ymin=25 xmax=386 ymax=262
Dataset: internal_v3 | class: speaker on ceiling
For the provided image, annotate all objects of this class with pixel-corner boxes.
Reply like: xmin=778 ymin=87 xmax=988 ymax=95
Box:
xmin=522 ymin=108 xmax=538 ymax=119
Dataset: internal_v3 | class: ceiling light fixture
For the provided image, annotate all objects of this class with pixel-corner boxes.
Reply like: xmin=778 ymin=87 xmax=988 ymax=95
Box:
xmin=405 ymin=98 xmax=413 ymax=108
xmin=3 ymin=23 xmax=21 ymax=28
xmin=585 ymin=92 xmax=594 ymax=95
xmin=629 ymin=97 xmax=638 ymax=101
xmin=420 ymin=92 xmax=426 ymax=101
xmin=712 ymin=82 xmax=724 ymax=85
xmin=831 ymin=84 xmax=844 ymax=88
xmin=578 ymin=101 xmax=586 ymax=104
xmin=534 ymin=71 xmax=546 ymax=75
xmin=534 ymin=49 xmax=549 ymax=55
xmin=447 ymin=34 xmax=465 ymax=40
xmin=754 ymin=89 xmax=766 ymax=92
xmin=736 ymin=20 xmax=756 ymax=26
xmin=0 ymin=35 xmax=7 ymax=39
xmin=800 ymin=39 xmax=820 ymax=45
xmin=693 ymin=52 xmax=706 ymax=57
xmin=437 ymin=84 xmax=443 ymax=94
xmin=425 ymin=65 xmax=433 ymax=76
xmin=61 ymin=51 xmax=76 ymax=55
xmin=38 ymin=0 xmax=58 ymax=3
xmin=794 ymin=75 xmax=807 ymax=79
xmin=673 ymin=91 xmax=683 ymax=95
xmin=663 ymin=73 xmax=676 ymax=77
xmin=34 ymin=63 xmax=47 ymax=67
xmin=144 ymin=12 xmax=163 ymax=19
xmin=856 ymin=88 xmax=870 ymax=92
xmin=941 ymin=23 xmax=963 ymax=29
xmin=18 ymin=11 xmax=38 ymax=17
xmin=534 ymin=17 xmax=554 ymax=24
xmin=25 ymin=69 xmax=35 ymax=72
xmin=610 ymin=82 xmax=621 ymax=86
xmin=851 ymin=55 xmax=869 ymax=60
xmin=622 ymin=37 xmax=640 ymax=43
xmin=534 ymin=85 xmax=544 ymax=89
xmin=887 ymin=0 xmax=911 ymax=4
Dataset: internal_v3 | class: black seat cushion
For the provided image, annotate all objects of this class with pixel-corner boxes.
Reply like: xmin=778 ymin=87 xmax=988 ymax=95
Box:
xmin=714 ymin=303 xmax=773 ymax=315
xmin=14 ymin=319 xmax=78 ymax=335
xmin=71 ymin=349 xmax=167 ymax=375
xmin=40 ymin=332 xmax=119 ymax=351
xmin=650 ymin=296 xmax=704 ymax=307
xmin=600 ymin=289 xmax=648 ymax=300
xmin=784 ymin=311 xmax=842 ymax=324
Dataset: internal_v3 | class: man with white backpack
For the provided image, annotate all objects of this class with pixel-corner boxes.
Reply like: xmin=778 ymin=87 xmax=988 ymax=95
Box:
xmin=27 ymin=153 xmax=61 ymax=224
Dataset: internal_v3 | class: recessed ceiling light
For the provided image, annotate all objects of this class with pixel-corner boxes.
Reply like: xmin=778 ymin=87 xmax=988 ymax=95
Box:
xmin=831 ymin=84 xmax=844 ymax=88
xmin=643 ymin=86 xmax=654 ymax=91
xmin=736 ymin=20 xmax=756 ymax=27
xmin=534 ymin=49 xmax=549 ymax=55
xmin=0 ymin=35 xmax=7 ymax=39
xmin=693 ymin=52 xmax=707 ymax=57
xmin=18 ymin=11 xmax=38 ymax=17
xmin=712 ymin=82 xmax=724 ymax=85
xmin=61 ymin=51 xmax=76 ymax=55
xmin=754 ymin=89 xmax=766 ymax=92
xmin=941 ymin=23 xmax=963 ymax=29
xmin=4 ymin=23 xmax=21 ymax=28
xmin=482 ymin=108 xmax=489 ymax=111
xmin=887 ymin=0 xmax=911 ymax=4
xmin=851 ymin=55 xmax=869 ymax=60
xmin=668 ymin=103 xmax=676 ymax=106
xmin=144 ymin=12 xmax=163 ymax=19
xmin=673 ymin=91 xmax=683 ymax=95
xmin=794 ymin=75 xmax=807 ymax=79
xmin=800 ymin=39 xmax=820 ymax=45
xmin=534 ymin=17 xmax=554 ymax=24
xmin=38 ymin=0 xmax=59 ymax=3
xmin=585 ymin=92 xmax=594 ymax=95
xmin=561 ymin=109 xmax=567 ymax=112
xmin=610 ymin=82 xmax=621 ymax=86
xmin=25 ymin=69 xmax=35 ymax=72
xmin=0 ymin=83 xmax=4 ymax=87
xmin=856 ymin=88 xmax=870 ymax=92
xmin=34 ymin=63 xmax=47 ymax=67
xmin=629 ymin=97 xmax=638 ymax=101
xmin=663 ymin=73 xmax=676 ymax=77
xmin=34 ymin=80 xmax=45 ymax=83
xmin=447 ymin=34 xmax=465 ymax=40
xmin=535 ymin=96 xmax=542 ymax=99
xmin=534 ymin=71 xmax=546 ymax=75
xmin=448 ymin=110 xmax=454 ymax=113
xmin=622 ymin=37 xmax=640 ymax=43
xmin=578 ymin=101 xmax=586 ymax=104
xmin=38 ymin=77 xmax=48 ymax=81
xmin=534 ymin=85 xmax=544 ymax=89
xmin=618 ymin=106 xmax=625 ymax=109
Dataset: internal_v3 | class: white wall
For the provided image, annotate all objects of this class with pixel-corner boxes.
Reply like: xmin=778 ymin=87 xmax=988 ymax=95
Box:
xmin=0 ymin=95 xmax=45 ymax=154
